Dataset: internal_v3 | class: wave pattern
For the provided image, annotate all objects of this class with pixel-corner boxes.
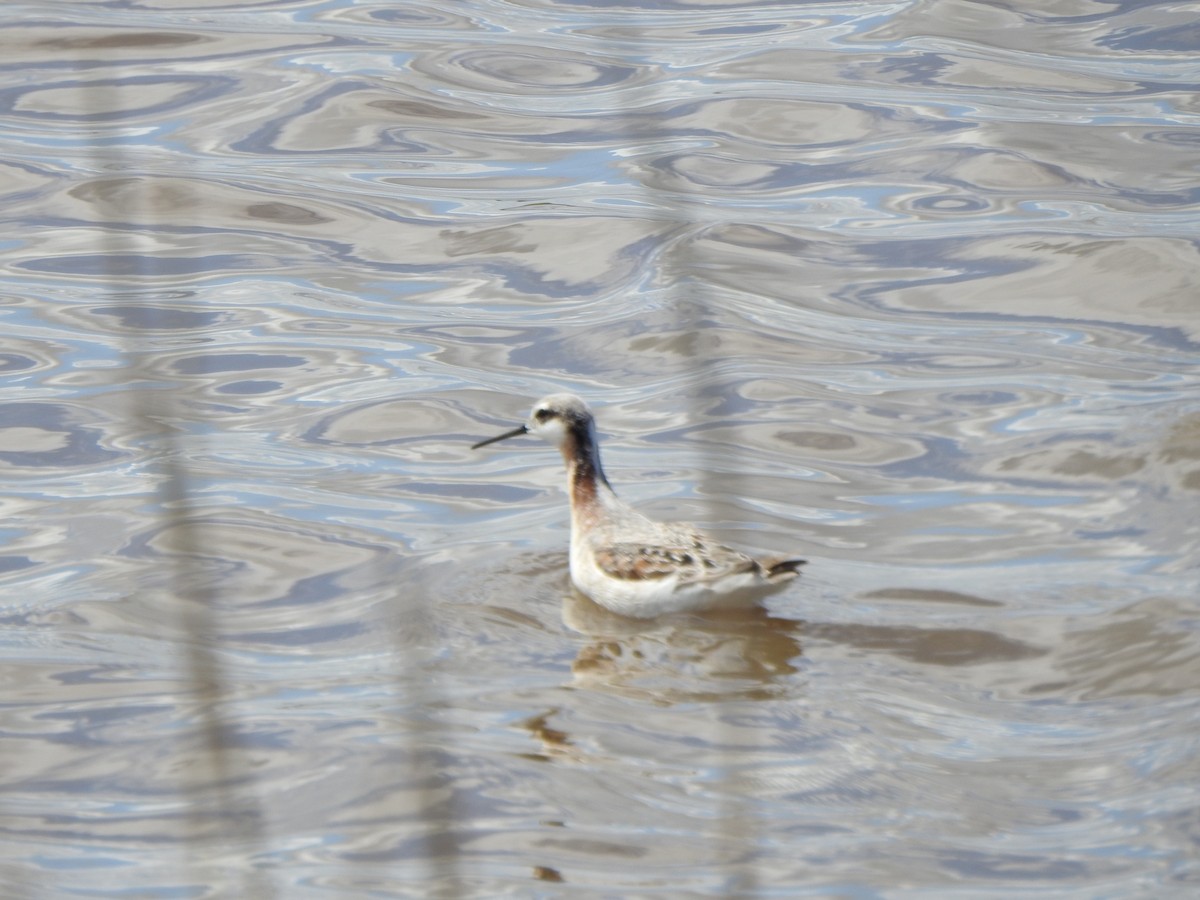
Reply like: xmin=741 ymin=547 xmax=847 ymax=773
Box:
xmin=1 ymin=0 xmax=1198 ymax=896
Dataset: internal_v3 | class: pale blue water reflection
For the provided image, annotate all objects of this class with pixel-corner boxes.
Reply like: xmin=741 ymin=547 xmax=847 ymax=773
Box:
xmin=2 ymin=0 xmax=1199 ymax=896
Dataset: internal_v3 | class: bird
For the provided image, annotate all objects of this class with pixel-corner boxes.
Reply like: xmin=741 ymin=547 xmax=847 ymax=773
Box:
xmin=472 ymin=393 xmax=806 ymax=618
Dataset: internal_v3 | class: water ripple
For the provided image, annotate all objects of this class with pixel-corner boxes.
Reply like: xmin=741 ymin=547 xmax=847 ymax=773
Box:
xmin=2 ymin=0 xmax=1198 ymax=896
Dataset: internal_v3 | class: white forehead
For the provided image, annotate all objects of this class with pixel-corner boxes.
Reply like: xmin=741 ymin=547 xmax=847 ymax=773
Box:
xmin=531 ymin=393 xmax=591 ymax=419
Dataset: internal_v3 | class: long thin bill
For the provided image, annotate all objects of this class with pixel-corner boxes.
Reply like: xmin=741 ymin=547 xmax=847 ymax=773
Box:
xmin=471 ymin=424 xmax=529 ymax=449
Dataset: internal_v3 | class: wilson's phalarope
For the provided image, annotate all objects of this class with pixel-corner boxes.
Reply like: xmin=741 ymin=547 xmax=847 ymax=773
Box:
xmin=473 ymin=394 xmax=806 ymax=618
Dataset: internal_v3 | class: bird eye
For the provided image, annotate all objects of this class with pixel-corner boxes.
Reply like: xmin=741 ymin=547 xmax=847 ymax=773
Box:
xmin=534 ymin=408 xmax=552 ymax=422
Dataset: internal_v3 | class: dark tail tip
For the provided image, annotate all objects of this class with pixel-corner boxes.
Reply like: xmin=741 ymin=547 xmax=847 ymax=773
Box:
xmin=767 ymin=559 xmax=807 ymax=578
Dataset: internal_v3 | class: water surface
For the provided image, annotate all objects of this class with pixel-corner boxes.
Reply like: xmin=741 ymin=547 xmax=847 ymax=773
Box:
xmin=2 ymin=0 xmax=1198 ymax=896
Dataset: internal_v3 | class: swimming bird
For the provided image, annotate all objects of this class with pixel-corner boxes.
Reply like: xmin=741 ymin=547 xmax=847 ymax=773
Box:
xmin=472 ymin=393 xmax=806 ymax=618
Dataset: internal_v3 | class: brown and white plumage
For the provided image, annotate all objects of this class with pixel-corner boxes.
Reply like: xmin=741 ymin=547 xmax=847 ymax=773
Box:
xmin=473 ymin=393 xmax=805 ymax=618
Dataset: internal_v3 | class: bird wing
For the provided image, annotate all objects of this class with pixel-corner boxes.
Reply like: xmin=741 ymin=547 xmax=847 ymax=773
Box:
xmin=592 ymin=539 xmax=758 ymax=585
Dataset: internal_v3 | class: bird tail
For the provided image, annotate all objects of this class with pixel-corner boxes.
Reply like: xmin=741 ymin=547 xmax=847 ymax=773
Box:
xmin=765 ymin=558 xmax=807 ymax=579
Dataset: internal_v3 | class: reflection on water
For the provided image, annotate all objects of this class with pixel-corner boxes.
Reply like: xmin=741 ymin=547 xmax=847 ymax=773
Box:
xmin=2 ymin=0 xmax=1199 ymax=895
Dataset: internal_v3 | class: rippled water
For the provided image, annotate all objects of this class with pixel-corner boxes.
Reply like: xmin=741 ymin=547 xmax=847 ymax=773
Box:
xmin=3 ymin=0 xmax=1199 ymax=896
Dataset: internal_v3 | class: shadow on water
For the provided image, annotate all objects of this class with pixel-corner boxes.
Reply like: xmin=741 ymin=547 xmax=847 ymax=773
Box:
xmin=563 ymin=590 xmax=1042 ymax=692
xmin=564 ymin=592 xmax=805 ymax=701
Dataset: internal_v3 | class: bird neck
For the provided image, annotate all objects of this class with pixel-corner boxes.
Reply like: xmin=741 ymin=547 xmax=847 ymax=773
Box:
xmin=562 ymin=422 xmax=615 ymax=514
